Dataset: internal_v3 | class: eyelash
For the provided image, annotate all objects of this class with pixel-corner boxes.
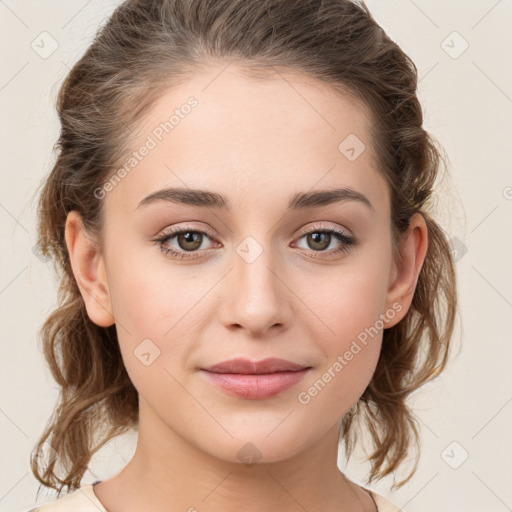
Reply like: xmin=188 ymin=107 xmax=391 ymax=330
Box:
xmin=153 ymin=224 xmax=357 ymax=261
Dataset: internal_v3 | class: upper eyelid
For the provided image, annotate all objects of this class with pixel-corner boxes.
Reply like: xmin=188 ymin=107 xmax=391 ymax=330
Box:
xmin=296 ymin=222 xmax=352 ymax=237
xmin=156 ymin=223 xmax=216 ymax=239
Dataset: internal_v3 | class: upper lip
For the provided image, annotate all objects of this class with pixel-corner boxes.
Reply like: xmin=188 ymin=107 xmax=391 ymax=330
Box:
xmin=202 ymin=357 xmax=311 ymax=374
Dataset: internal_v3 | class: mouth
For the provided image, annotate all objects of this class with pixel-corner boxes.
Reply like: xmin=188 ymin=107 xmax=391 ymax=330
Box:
xmin=200 ymin=358 xmax=312 ymax=399
xmin=202 ymin=357 xmax=311 ymax=374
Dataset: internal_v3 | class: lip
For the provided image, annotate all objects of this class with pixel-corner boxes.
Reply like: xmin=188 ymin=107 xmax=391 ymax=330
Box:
xmin=200 ymin=358 xmax=311 ymax=399
xmin=202 ymin=357 xmax=310 ymax=374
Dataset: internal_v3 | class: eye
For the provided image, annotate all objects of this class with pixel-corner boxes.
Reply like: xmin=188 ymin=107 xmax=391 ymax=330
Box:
xmin=153 ymin=227 xmax=218 ymax=260
xmin=293 ymin=224 xmax=356 ymax=258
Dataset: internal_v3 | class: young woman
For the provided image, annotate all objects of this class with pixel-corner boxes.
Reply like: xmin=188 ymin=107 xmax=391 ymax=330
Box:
xmin=27 ymin=1 xmax=457 ymax=511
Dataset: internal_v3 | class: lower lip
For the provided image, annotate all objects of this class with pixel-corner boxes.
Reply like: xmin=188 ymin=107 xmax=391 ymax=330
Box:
xmin=200 ymin=369 xmax=310 ymax=399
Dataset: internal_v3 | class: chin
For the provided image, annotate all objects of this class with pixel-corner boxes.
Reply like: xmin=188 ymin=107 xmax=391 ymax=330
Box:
xmin=196 ymin=427 xmax=314 ymax=467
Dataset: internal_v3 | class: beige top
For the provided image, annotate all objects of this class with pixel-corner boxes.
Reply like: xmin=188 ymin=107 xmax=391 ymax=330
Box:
xmin=27 ymin=482 xmax=403 ymax=512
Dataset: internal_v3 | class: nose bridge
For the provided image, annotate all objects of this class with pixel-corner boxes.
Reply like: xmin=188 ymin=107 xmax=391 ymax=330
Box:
xmin=220 ymin=233 xmax=290 ymax=335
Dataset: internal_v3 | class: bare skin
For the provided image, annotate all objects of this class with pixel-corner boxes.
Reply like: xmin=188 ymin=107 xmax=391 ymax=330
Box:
xmin=65 ymin=63 xmax=427 ymax=512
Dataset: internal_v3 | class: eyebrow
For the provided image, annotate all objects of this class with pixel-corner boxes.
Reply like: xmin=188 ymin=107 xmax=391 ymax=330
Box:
xmin=137 ymin=186 xmax=373 ymax=211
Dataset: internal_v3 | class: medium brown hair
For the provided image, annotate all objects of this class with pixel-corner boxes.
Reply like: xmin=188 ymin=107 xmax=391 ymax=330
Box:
xmin=31 ymin=0 xmax=457 ymax=496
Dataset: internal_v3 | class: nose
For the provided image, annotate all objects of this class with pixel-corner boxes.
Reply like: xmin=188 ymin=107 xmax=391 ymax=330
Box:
xmin=218 ymin=240 xmax=293 ymax=337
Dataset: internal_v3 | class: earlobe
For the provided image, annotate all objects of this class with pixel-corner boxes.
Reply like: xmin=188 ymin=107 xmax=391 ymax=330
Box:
xmin=64 ymin=210 xmax=115 ymax=327
xmin=384 ymin=212 xmax=429 ymax=328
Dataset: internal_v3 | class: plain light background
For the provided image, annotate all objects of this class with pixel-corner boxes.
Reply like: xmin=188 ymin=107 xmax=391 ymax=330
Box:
xmin=1 ymin=1 xmax=511 ymax=511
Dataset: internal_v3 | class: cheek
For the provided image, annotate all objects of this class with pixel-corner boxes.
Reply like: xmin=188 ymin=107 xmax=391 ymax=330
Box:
xmin=301 ymin=252 xmax=392 ymax=344
xmin=106 ymin=264 xmax=189 ymax=405
xmin=105 ymin=248 xmax=215 ymax=379
xmin=106 ymin=242 xmax=203 ymax=334
xmin=293 ymin=253 xmax=391 ymax=408
xmin=295 ymin=275 xmax=385 ymax=417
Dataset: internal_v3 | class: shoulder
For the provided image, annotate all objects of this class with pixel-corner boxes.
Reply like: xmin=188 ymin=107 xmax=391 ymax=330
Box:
xmin=366 ymin=489 xmax=404 ymax=512
xmin=24 ymin=485 xmax=107 ymax=512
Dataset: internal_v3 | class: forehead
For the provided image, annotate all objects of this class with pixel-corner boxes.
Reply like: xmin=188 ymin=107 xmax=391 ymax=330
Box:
xmin=104 ymin=64 xmax=387 ymax=215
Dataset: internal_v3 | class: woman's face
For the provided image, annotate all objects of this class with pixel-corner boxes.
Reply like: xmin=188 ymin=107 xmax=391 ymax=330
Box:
xmin=69 ymin=65 xmax=422 ymax=465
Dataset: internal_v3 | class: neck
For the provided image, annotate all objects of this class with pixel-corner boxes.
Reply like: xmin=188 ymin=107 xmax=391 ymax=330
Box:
xmin=94 ymin=399 xmax=375 ymax=512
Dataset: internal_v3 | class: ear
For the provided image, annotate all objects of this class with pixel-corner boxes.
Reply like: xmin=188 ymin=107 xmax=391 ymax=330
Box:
xmin=383 ymin=212 xmax=428 ymax=328
xmin=64 ymin=210 xmax=114 ymax=327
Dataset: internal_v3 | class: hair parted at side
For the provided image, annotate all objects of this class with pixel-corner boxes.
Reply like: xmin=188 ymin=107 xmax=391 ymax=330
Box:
xmin=31 ymin=0 xmax=457 ymax=496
